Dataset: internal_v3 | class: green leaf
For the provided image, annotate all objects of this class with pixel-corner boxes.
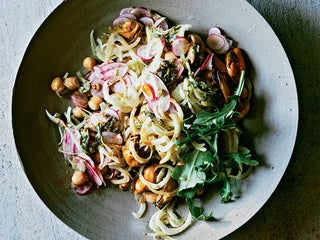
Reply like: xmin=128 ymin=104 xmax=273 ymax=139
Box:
xmin=220 ymin=176 xmax=233 ymax=202
xmin=185 ymin=197 xmax=215 ymax=220
xmin=193 ymin=71 xmax=246 ymax=127
xmin=172 ymin=149 xmax=208 ymax=198
xmin=224 ymin=148 xmax=259 ymax=167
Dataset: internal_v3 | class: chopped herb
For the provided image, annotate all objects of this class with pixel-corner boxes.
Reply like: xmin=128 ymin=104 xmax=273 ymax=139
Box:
xmin=157 ymin=60 xmax=178 ymax=84
xmin=77 ymin=72 xmax=91 ymax=93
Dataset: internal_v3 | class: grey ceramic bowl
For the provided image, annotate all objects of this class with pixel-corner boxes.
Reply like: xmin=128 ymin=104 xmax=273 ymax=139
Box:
xmin=12 ymin=0 xmax=298 ymax=239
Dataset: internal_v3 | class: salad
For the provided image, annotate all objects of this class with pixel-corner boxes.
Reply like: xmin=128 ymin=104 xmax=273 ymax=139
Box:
xmin=47 ymin=6 xmax=258 ymax=239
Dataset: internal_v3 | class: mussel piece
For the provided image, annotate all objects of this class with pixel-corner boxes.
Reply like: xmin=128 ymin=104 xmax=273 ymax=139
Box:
xmin=217 ymin=71 xmax=231 ymax=103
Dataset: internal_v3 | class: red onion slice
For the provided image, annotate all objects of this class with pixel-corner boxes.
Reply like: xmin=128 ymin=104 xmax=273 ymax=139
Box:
xmin=84 ymin=161 xmax=104 ymax=186
xmin=62 ymin=129 xmax=82 ymax=160
xmin=88 ymin=62 xmax=129 ymax=84
xmin=75 ymin=155 xmax=95 ymax=169
xmin=110 ymin=81 xmax=126 ymax=94
xmin=123 ymin=74 xmax=135 ymax=86
xmin=100 ymin=62 xmax=129 ymax=77
xmin=195 ymin=52 xmax=213 ymax=76
xmin=71 ymin=91 xmax=88 ymax=108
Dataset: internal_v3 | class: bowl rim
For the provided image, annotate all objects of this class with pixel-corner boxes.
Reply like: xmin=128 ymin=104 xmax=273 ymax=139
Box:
xmin=11 ymin=0 xmax=299 ymax=239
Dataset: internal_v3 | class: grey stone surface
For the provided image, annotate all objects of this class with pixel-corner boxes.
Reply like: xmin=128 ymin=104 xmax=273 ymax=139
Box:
xmin=0 ymin=0 xmax=319 ymax=240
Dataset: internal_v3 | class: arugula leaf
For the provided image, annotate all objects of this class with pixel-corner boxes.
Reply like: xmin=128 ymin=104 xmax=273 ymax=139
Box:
xmin=172 ymin=71 xmax=257 ymax=220
xmin=177 ymin=71 xmax=246 ymax=149
xmin=224 ymin=148 xmax=258 ymax=167
xmin=185 ymin=197 xmax=215 ymax=220
xmin=220 ymin=176 xmax=233 ymax=202
xmin=172 ymin=149 xmax=209 ymax=198
xmin=194 ymin=71 xmax=245 ymax=127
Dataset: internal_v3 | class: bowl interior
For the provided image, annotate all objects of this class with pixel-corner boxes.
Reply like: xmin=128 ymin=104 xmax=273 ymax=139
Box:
xmin=12 ymin=0 xmax=298 ymax=239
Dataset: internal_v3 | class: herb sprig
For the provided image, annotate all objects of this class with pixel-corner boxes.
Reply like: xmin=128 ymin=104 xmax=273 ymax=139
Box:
xmin=172 ymin=71 xmax=258 ymax=220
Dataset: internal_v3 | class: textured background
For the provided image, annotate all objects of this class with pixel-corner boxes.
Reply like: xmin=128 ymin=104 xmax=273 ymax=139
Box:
xmin=1 ymin=0 xmax=319 ymax=239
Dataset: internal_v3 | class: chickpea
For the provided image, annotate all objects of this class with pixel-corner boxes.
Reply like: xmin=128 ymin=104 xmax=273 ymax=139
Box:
xmin=51 ymin=77 xmax=65 ymax=93
xmin=88 ymin=95 xmax=103 ymax=110
xmin=72 ymin=171 xmax=88 ymax=185
xmin=64 ymin=76 xmax=79 ymax=90
xmin=72 ymin=107 xmax=84 ymax=118
xmin=134 ymin=178 xmax=148 ymax=195
xmin=83 ymin=57 xmax=96 ymax=71
xmin=144 ymin=192 xmax=158 ymax=203
xmin=143 ymin=163 xmax=158 ymax=183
